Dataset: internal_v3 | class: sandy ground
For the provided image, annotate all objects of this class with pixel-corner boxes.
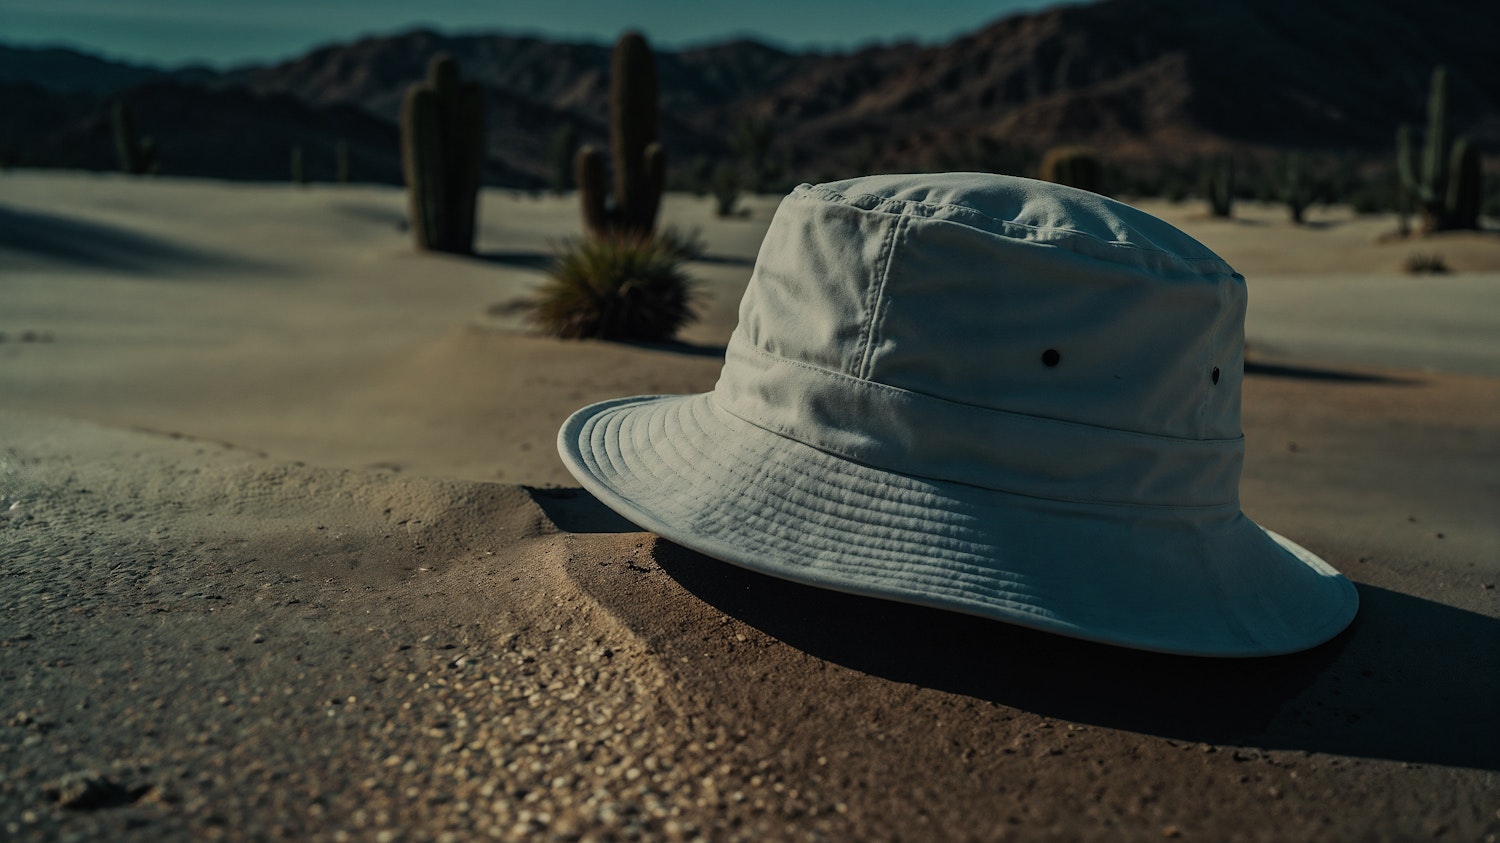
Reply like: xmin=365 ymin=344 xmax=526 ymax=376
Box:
xmin=1 ymin=171 xmax=1497 ymax=841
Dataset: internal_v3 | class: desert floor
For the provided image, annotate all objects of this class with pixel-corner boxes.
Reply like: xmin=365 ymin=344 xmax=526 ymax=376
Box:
xmin=1 ymin=171 xmax=1497 ymax=841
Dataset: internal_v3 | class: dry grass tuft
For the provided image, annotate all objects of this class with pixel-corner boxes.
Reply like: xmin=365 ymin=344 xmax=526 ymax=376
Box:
xmin=1403 ymin=252 xmax=1449 ymax=274
xmin=531 ymin=233 xmax=699 ymax=341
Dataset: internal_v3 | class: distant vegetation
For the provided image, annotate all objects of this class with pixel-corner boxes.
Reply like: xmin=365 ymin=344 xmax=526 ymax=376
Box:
xmin=1038 ymin=146 xmax=1104 ymax=195
xmin=2 ymin=3 xmax=1494 ymax=230
xmin=576 ymin=32 xmax=666 ymax=240
xmin=1397 ymin=66 xmax=1482 ymax=233
xmin=399 ymin=54 xmax=485 ymax=254
xmin=530 ymin=233 xmax=698 ymax=341
xmin=537 ymin=32 xmax=697 ymax=343
xmin=110 ymin=102 xmax=157 ymax=175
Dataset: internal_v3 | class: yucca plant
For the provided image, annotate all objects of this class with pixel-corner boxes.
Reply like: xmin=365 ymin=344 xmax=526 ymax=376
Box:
xmin=532 ymin=233 xmax=698 ymax=341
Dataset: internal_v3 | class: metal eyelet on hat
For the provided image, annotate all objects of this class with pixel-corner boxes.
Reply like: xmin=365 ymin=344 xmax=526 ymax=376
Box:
xmin=1042 ymin=349 xmax=1061 ymax=367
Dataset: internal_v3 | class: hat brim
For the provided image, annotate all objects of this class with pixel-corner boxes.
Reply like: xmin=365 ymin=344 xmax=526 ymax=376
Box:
xmin=558 ymin=393 xmax=1358 ymax=657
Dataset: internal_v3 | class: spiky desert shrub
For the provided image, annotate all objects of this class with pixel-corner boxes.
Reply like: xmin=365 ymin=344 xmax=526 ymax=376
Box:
xmin=532 ymin=233 xmax=698 ymax=341
xmin=1404 ymin=252 xmax=1449 ymax=274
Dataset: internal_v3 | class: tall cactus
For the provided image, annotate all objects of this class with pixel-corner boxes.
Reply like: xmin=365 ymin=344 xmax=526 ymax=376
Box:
xmin=1204 ymin=156 xmax=1235 ymax=218
xmin=548 ymin=122 xmax=578 ymax=193
xmin=577 ymin=31 xmax=666 ymax=238
xmin=112 ymin=102 xmax=158 ymax=176
xmin=1038 ymin=146 xmax=1103 ymax=195
xmin=1398 ymin=65 xmax=1483 ymax=232
xmin=400 ymin=53 xmax=486 ymax=253
xmin=1278 ymin=152 xmax=1312 ymax=225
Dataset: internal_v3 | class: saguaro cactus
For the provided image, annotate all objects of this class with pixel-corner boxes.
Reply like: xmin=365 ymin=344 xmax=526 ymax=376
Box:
xmin=1204 ymin=156 xmax=1235 ymax=218
xmin=1039 ymin=146 xmax=1103 ymax=195
xmin=112 ymin=102 xmax=158 ymax=175
xmin=1398 ymin=66 xmax=1483 ymax=232
xmin=577 ymin=31 xmax=666 ymax=238
xmin=400 ymin=53 xmax=486 ymax=253
xmin=1278 ymin=153 xmax=1313 ymax=225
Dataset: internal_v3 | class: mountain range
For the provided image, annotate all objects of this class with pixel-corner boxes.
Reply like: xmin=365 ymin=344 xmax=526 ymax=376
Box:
xmin=2 ymin=0 xmax=1495 ymax=190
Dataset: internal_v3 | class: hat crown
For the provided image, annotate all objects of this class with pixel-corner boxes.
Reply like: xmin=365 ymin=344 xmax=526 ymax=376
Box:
xmin=730 ymin=173 xmax=1245 ymax=442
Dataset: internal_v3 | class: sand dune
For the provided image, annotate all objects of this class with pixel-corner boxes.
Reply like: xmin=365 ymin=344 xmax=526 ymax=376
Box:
xmin=2 ymin=172 xmax=1498 ymax=841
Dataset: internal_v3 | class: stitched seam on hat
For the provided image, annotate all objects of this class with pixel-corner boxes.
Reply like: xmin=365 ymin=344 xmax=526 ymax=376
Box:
xmin=733 ymin=339 xmax=1242 ymax=447
xmin=855 ymin=214 xmax=906 ymax=380
xmin=705 ymin=393 xmax=1241 ymax=512
xmin=798 ymin=183 xmax=1235 ymax=274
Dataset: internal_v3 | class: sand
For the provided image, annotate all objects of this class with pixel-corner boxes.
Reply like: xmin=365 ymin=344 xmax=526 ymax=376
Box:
xmin=1 ymin=171 xmax=1497 ymax=841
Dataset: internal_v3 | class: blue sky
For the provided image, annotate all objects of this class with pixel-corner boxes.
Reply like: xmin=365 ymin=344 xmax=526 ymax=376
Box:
xmin=0 ymin=0 xmax=1073 ymax=68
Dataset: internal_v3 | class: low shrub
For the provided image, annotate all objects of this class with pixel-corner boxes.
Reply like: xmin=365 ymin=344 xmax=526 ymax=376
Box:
xmin=711 ymin=162 xmax=741 ymax=218
xmin=1404 ymin=252 xmax=1449 ymax=274
xmin=531 ymin=233 xmax=698 ymax=341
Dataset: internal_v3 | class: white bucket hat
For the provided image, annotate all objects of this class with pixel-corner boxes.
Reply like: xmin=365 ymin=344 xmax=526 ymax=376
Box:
xmin=557 ymin=173 xmax=1358 ymax=657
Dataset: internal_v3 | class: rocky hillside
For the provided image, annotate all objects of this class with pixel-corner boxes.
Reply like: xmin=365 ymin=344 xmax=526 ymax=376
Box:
xmin=2 ymin=0 xmax=1495 ymax=188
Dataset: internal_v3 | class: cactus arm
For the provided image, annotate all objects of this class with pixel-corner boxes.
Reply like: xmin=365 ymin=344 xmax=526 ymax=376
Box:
xmin=1447 ymin=136 xmax=1481 ymax=230
xmin=577 ymin=144 xmax=609 ymax=238
xmin=1396 ymin=124 xmax=1421 ymax=199
xmin=639 ymin=142 xmax=667 ymax=234
xmin=1422 ymin=66 xmax=1449 ymax=210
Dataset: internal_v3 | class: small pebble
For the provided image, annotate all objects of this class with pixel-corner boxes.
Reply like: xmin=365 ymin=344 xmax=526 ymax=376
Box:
xmin=43 ymin=771 xmax=127 ymax=809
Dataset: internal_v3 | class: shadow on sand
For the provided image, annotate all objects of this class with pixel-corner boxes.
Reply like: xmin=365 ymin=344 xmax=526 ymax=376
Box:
xmin=475 ymin=249 xmax=753 ymax=271
xmin=476 ymin=250 xmax=555 ymax=271
xmin=690 ymin=253 xmax=756 ymax=268
xmin=532 ymin=487 xmax=1500 ymax=771
xmin=0 ymin=204 xmax=267 ymax=275
xmin=1244 ymin=360 xmax=1412 ymax=384
xmin=615 ymin=339 xmax=727 ymax=359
